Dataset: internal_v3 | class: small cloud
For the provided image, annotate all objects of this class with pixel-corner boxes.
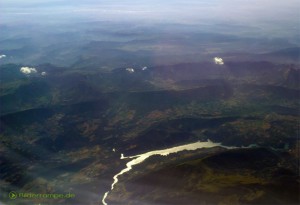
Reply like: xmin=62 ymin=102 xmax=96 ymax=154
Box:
xmin=20 ymin=66 xmax=37 ymax=74
xmin=0 ymin=55 xmax=6 ymax=59
xmin=41 ymin=72 xmax=47 ymax=76
xmin=142 ymin=66 xmax=147 ymax=71
xmin=214 ymin=57 xmax=224 ymax=65
xmin=126 ymin=68 xmax=135 ymax=73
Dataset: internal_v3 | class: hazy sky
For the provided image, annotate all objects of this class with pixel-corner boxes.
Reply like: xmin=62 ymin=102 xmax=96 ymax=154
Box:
xmin=1 ymin=0 xmax=299 ymax=38
xmin=0 ymin=0 xmax=299 ymax=65
xmin=2 ymin=0 xmax=299 ymax=22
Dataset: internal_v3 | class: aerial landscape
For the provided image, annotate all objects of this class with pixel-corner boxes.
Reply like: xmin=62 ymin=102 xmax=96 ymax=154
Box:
xmin=0 ymin=0 xmax=299 ymax=205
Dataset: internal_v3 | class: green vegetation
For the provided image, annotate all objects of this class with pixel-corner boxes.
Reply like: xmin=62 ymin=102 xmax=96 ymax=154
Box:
xmin=0 ymin=61 xmax=299 ymax=204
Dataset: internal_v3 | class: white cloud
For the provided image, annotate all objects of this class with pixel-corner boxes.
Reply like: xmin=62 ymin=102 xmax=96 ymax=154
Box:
xmin=20 ymin=66 xmax=37 ymax=74
xmin=142 ymin=66 xmax=147 ymax=71
xmin=0 ymin=55 xmax=6 ymax=59
xmin=41 ymin=71 xmax=47 ymax=76
xmin=126 ymin=68 xmax=135 ymax=73
xmin=214 ymin=57 xmax=224 ymax=65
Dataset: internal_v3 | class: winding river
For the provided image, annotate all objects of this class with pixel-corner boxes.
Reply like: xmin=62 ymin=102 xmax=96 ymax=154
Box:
xmin=102 ymin=140 xmax=238 ymax=205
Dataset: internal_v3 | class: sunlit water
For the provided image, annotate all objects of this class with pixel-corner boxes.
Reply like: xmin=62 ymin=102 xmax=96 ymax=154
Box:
xmin=102 ymin=140 xmax=238 ymax=205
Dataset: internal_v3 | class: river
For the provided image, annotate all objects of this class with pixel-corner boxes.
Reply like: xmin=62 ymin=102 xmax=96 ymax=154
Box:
xmin=102 ymin=140 xmax=238 ymax=205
